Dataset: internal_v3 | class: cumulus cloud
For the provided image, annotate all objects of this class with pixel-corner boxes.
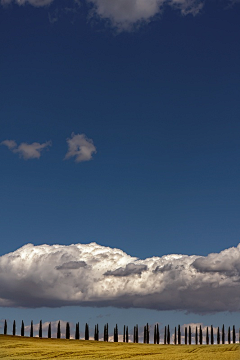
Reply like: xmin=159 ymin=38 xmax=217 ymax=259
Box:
xmin=86 ymin=0 xmax=203 ymax=30
xmin=1 ymin=139 xmax=51 ymax=160
xmin=0 ymin=242 xmax=240 ymax=313
xmin=64 ymin=133 xmax=97 ymax=163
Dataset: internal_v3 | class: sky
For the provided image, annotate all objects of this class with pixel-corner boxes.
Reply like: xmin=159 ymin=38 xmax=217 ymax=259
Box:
xmin=0 ymin=0 xmax=240 ymax=342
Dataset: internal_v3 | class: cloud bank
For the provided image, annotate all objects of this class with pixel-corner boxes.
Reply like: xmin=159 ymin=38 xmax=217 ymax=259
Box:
xmin=0 ymin=242 xmax=240 ymax=313
xmin=64 ymin=133 xmax=97 ymax=163
xmin=1 ymin=139 xmax=52 ymax=160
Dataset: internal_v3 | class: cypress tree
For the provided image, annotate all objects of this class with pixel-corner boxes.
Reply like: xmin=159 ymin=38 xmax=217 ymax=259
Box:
xmin=222 ymin=325 xmax=225 ymax=344
xmin=75 ymin=323 xmax=79 ymax=340
xmin=123 ymin=325 xmax=125 ymax=343
xmin=185 ymin=327 xmax=187 ymax=345
xmin=154 ymin=325 xmax=156 ymax=344
xmin=167 ymin=325 xmax=170 ymax=345
xmin=30 ymin=321 xmax=33 ymax=337
xmin=228 ymin=326 xmax=231 ymax=344
xmin=195 ymin=326 xmax=198 ymax=345
xmin=217 ymin=327 xmax=220 ymax=345
xmin=96 ymin=324 xmax=99 ymax=341
xmin=12 ymin=320 xmax=16 ymax=336
xmin=21 ymin=320 xmax=24 ymax=337
xmin=210 ymin=325 xmax=214 ymax=345
xmin=85 ymin=323 xmax=89 ymax=340
xmin=4 ymin=320 xmax=7 ymax=335
xmin=66 ymin=322 xmax=70 ymax=340
xmin=126 ymin=326 xmax=128 ymax=343
xmin=114 ymin=324 xmax=118 ymax=342
xmin=199 ymin=325 xmax=202 ymax=345
xmin=232 ymin=326 xmax=235 ymax=344
xmin=164 ymin=326 xmax=167 ymax=345
xmin=178 ymin=325 xmax=181 ymax=345
xmin=188 ymin=326 xmax=191 ymax=345
xmin=206 ymin=327 xmax=209 ymax=345
xmin=39 ymin=320 xmax=42 ymax=338
xmin=48 ymin=323 xmax=51 ymax=339
xmin=136 ymin=324 xmax=138 ymax=343
xmin=156 ymin=324 xmax=159 ymax=345
xmin=174 ymin=327 xmax=177 ymax=345
xmin=133 ymin=326 xmax=136 ymax=343
xmin=57 ymin=321 xmax=61 ymax=339
xmin=147 ymin=323 xmax=149 ymax=344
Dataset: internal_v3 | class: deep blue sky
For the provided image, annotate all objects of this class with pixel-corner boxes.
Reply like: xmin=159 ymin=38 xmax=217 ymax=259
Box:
xmin=0 ymin=0 xmax=240 ymax=335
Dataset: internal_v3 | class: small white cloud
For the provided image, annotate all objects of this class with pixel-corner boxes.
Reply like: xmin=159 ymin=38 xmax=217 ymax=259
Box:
xmin=87 ymin=0 xmax=203 ymax=31
xmin=1 ymin=0 xmax=54 ymax=7
xmin=64 ymin=133 xmax=97 ymax=163
xmin=1 ymin=139 xmax=52 ymax=160
xmin=1 ymin=139 xmax=17 ymax=150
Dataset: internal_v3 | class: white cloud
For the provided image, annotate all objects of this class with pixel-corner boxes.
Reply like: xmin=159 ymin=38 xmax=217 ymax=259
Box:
xmin=87 ymin=0 xmax=203 ymax=30
xmin=1 ymin=0 xmax=54 ymax=7
xmin=64 ymin=133 xmax=97 ymax=163
xmin=0 ymin=242 xmax=240 ymax=313
xmin=0 ymin=0 xmax=204 ymax=30
xmin=1 ymin=139 xmax=52 ymax=160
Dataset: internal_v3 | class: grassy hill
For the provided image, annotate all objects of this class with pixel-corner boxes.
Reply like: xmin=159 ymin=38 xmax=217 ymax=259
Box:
xmin=0 ymin=335 xmax=239 ymax=359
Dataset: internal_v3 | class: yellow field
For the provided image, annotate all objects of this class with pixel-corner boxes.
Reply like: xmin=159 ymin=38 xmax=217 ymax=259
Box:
xmin=0 ymin=335 xmax=239 ymax=360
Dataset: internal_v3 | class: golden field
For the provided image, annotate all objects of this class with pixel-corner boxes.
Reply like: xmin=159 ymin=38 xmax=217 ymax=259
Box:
xmin=0 ymin=335 xmax=239 ymax=360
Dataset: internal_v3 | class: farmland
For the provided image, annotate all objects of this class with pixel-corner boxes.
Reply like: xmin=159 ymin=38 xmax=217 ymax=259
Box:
xmin=0 ymin=335 xmax=239 ymax=360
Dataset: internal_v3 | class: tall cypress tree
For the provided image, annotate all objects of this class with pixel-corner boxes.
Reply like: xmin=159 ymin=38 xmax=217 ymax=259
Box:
xmin=57 ymin=321 xmax=61 ymax=339
xmin=195 ymin=326 xmax=198 ymax=345
xmin=147 ymin=323 xmax=150 ymax=344
xmin=178 ymin=325 xmax=181 ymax=345
xmin=126 ymin=326 xmax=128 ymax=343
xmin=30 ymin=321 xmax=33 ymax=337
xmin=232 ymin=326 xmax=235 ymax=344
xmin=133 ymin=326 xmax=136 ymax=343
xmin=222 ymin=325 xmax=225 ymax=344
xmin=66 ymin=322 xmax=70 ymax=340
xmin=188 ymin=326 xmax=191 ymax=345
xmin=4 ymin=320 xmax=7 ymax=335
xmin=12 ymin=320 xmax=16 ymax=336
xmin=85 ymin=323 xmax=89 ymax=340
xmin=228 ymin=327 xmax=231 ymax=344
xmin=48 ymin=323 xmax=51 ymax=339
xmin=164 ymin=326 xmax=167 ymax=345
xmin=96 ymin=324 xmax=99 ymax=341
xmin=210 ymin=325 xmax=214 ymax=345
xmin=39 ymin=320 xmax=42 ymax=338
xmin=123 ymin=325 xmax=125 ymax=343
xmin=174 ymin=327 xmax=177 ymax=345
xmin=21 ymin=320 xmax=24 ymax=337
xmin=75 ymin=322 xmax=79 ymax=340
xmin=217 ymin=327 xmax=220 ymax=344
xmin=136 ymin=325 xmax=138 ymax=343
xmin=199 ymin=325 xmax=202 ymax=345
xmin=113 ymin=324 xmax=118 ymax=342
xmin=154 ymin=325 xmax=156 ymax=344
xmin=185 ymin=327 xmax=187 ymax=345
xmin=206 ymin=327 xmax=209 ymax=345
xmin=156 ymin=324 xmax=159 ymax=345
xmin=95 ymin=324 xmax=99 ymax=341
